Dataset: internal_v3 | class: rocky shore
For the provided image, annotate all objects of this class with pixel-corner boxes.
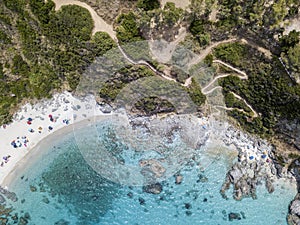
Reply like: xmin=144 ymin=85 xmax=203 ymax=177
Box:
xmin=219 ymin=124 xmax=300 ymax=224
xmin=287 ymin=158 xmax=300 ymax=225
xmin=220 ymin=126 xmax=280 ymax=200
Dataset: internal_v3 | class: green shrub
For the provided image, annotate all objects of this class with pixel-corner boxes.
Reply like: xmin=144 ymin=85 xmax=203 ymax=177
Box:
xmin=137 ymin=0 xmax=160 ymax=11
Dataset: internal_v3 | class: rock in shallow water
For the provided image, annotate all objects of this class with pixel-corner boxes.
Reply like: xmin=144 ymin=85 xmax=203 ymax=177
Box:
xmin=228 ymin=212 xmax=241 ymax=221
xmin=55 ymin=219 xmax=70 ymax=225
xmin=0 ymin=194 xmax=5 ymax=204
xmin=142 ymin=183 xmax=163 ymax=194
xmin=175 ymin=174 xmax=183 ymax=184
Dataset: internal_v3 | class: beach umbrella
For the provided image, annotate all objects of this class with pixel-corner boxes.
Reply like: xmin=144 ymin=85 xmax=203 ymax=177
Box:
xmin=27 ymin=118 xmax=33 ymax=121
xmin=38 ymin=127 xmax=43 ymax=130
xmin=27 ymin=121 xmax=32 ymax=125
xmin=48 ymin=126 xmax=53 ymax=130
xmin=48 ymin=114 xmax=52 ymax=118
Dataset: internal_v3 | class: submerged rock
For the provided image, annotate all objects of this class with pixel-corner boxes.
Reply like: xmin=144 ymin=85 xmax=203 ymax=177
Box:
xmin=0 ymin=218 xmax=8 ymax=224
xmin=127 ymin=192 xmax=133 ymax=198
xmin=19 ymin=217 xmax=28 ymax=225
xmin=185 ymin=211 xmax=192 ymax=216
xmin=175 ymin=174 xmax=183 ymax=184
xmin=54 ymin=219 xmax=70 ymax=225
xmin=184 ymin=203 xmax=192 ymax=210
xmin=0 ymin=194 xmax=5 ymax=204
xmin=0 ymin=186 xmax=18 ymax=202
xmin=143 ymin=183 xmax=163 ymax=194
xmin=265 ymin=177 xmax=275 ymax=193
xmin=30 ymin=185 xmax=37 ymax=192
xmin=228 ymin=212 xmax=241 ymax=221
xmin=42 ymin=197 xmax=50 ymax=204
xmin=138 ymin=197 xmax=146 ymax=205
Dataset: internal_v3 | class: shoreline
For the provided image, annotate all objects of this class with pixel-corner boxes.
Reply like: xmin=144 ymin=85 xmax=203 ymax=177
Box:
xmin=1 ymin=113 xmax=130 ymax=188
xmin=0 ymin=91 xmax=112 ymax=186
xmin=0 ymin=92 xmax=297 ymax=198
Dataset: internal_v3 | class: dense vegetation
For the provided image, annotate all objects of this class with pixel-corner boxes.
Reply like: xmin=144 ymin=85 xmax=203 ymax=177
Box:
xmin=0 ymin=0 xmax=298 ymax=138
xmin=215 ymin=41 xmax=300 ymax=136
xmin=0 ymin=0 xmax=116 ymax=124
xmin=116 ymin=12 xmax=144 ymax=44
xmin=187 ymin=78 xmax=207 ymax=107
xmin=133 ymin=96 xmax=175 ymax=115
xmin=137 ymin=0 xmax=160 ymax=11
xmin=99 ymin=65 xmax=155 ymax=102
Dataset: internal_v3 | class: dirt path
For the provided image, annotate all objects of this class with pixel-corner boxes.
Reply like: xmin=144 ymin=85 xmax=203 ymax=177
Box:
xmin=187 ymin=38 xmax=237 ymax=69
xmin=202 ymin=61 xmax=257 ymax=117
xmin=213 ymin=60 xmax=247 ymax=78
xmin=230 ymin=92 xmax=258 ymax=117
xmin=161 ymin=0 xmax=190 ymax=10
xmin=201 ymin=59 xmax=248 ymax=95
xmin=52 ymin=0 xmax=116 ymax=40
xmin=117 ymin=45 xmax=178 ymax=83
xmin=214 ymin=105 xmax=250 ymax=115
xmin=240 ymin=38 xmax=272 ymax=59
xmin=52 ymin=0 xmax=258 ymax=118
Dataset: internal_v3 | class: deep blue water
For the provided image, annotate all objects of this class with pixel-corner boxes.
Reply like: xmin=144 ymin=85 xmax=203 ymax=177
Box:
xmin=3 ymin=120 xmax=297 ymax=225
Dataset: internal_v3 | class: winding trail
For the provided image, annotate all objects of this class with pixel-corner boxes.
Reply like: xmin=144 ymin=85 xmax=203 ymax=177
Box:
xmin=201 ymin=61 xmax=258 ymax=117
xmin=117 ymin=45 xmax=178 ymax=83
xmin=52 ymin=0 xmax=259 ymax=118
xmin=53 ymin=0 xmax=179 ymax=84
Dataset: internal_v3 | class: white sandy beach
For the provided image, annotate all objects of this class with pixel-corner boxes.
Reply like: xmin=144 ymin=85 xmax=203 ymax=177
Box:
xmin=0 ymin=91 xmax=110 ymax=186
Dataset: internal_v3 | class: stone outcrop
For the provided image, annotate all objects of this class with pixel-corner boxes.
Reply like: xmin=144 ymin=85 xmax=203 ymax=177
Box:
xmin=221 ymin=126 xmax=276 ymax=200
xmin=287 ymin=159 xmax=300 ymax=224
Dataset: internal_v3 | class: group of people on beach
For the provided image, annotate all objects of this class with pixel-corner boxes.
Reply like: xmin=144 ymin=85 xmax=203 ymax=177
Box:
xmin=0 ymin=155 xmax=11 ymax=167
xmin=11 ymin=136 xmax=29 ymax=148
xmin=0 ymin=114 xmax=72 ymax=169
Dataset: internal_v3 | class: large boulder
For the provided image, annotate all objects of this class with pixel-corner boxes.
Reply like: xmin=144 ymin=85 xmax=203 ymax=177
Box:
xmin=291 ymin=199 xmax=300 ymax=216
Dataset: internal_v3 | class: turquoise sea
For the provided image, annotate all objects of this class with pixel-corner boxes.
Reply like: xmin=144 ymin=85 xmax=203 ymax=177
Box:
xmin=3 ymin=118 xmax=297 ymax=225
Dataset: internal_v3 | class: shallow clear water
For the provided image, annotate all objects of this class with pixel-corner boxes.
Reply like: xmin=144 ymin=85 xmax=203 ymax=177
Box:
xmin=4 ymin=120 xmax=297 ymax=225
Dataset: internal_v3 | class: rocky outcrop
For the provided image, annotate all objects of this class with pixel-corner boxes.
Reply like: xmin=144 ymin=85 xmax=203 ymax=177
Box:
xmin=221 ymin=160 xmax=276 ymax=200
xmin=221 ymin=126 xmax=277 ymax=200
xmin=287 ymin=159 xmax=300 ymax=224
xmin=288 ymin=194 xmax=300 ymax=225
